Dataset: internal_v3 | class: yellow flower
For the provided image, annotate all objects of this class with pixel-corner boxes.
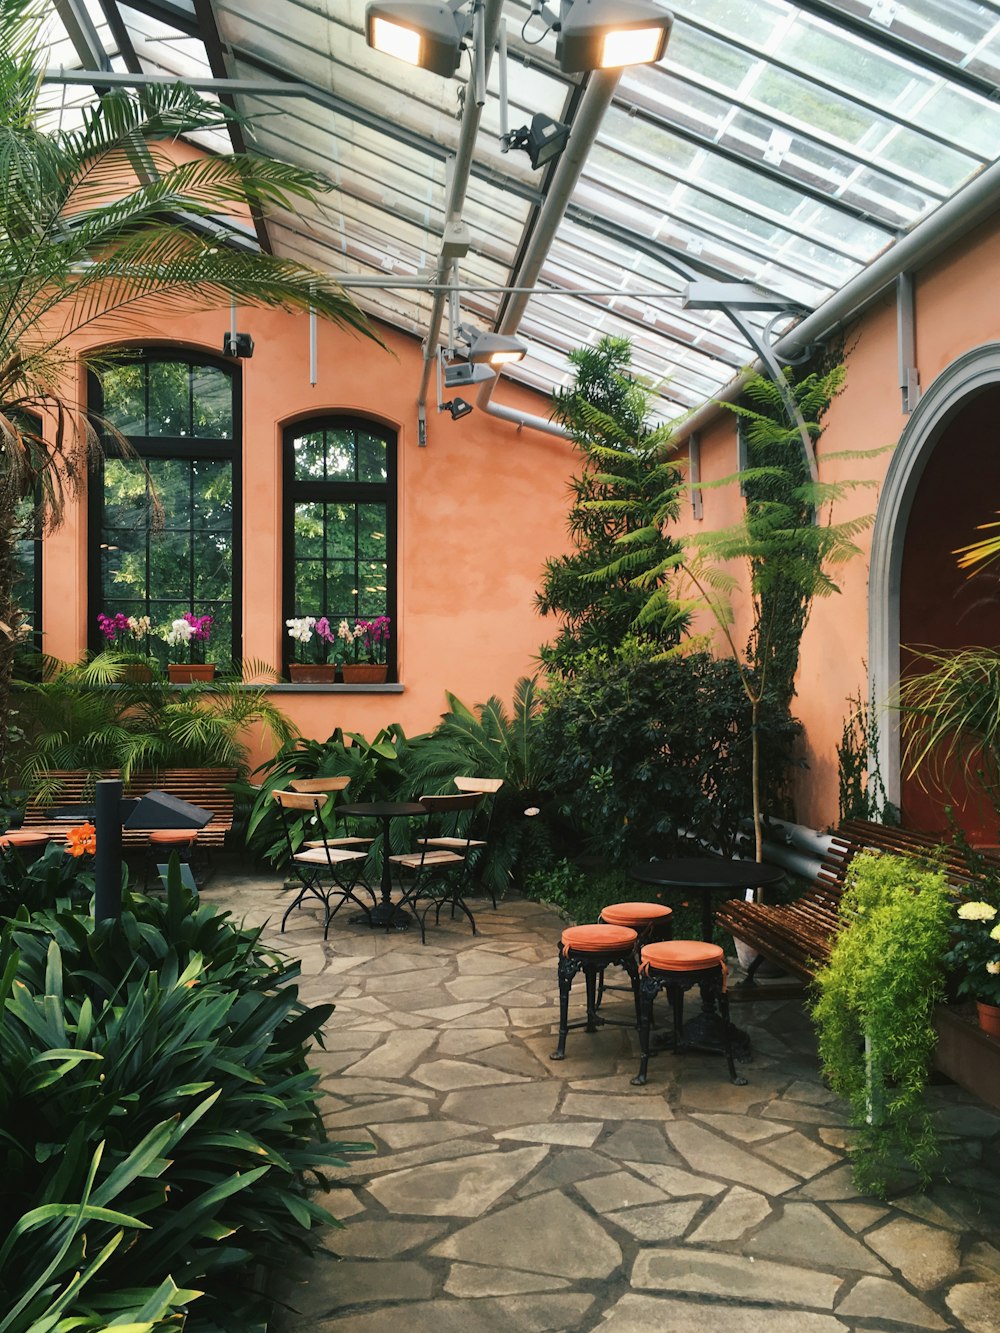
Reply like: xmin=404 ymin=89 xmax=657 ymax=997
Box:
xmin=991 ymin=923 xmax=1000 ymax=942
xmin=987 ymin=961 xmax=1000 ymax=976
xmin=957 ymin=901 xmax=997 ymax=922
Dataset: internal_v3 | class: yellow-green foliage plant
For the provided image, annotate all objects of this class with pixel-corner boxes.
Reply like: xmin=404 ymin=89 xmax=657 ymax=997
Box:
xmin=811 ymin=851 xmax=953 ymax=1198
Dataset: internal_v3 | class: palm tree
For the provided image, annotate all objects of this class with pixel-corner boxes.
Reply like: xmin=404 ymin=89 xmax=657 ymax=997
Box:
xmin=0 ymin=0 xmax=375 ymax=776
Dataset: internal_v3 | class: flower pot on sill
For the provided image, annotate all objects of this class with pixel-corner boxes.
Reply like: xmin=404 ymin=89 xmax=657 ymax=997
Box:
xmin=341 ymin=663 xmax=388 ymax=684
xmin=288 ymin=663 xmax=336 ymax=684
xmin=168 ymin=663 xmax=216 ymax=684
xmin=122 ymin=662 xmax=154 ymax=682
xmin=976 ymin=1000 xmax=1000 ymax=1038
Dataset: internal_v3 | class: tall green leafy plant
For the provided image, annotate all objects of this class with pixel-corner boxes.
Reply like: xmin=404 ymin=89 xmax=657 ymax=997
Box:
xmin=615 ymin=364 xmax=875 ymax=859
xmin=0 ymin=0 xmax=374 ymax=782
xmin=536 ymin=337 xmax=686 ymax=674
xmin=811 ymin=851 xmax=952 ymax=1197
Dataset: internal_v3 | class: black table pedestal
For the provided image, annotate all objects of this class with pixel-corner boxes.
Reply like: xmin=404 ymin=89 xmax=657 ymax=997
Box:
xmin=339 ymin=801 xmax=428 ymax=932
xmin=352 ymin=900 xmax=411 ymax=930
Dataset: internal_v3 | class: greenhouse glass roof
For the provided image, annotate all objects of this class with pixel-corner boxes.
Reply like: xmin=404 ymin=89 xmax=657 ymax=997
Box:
xmin=38 ymin=0 xmax=1000 ymax=423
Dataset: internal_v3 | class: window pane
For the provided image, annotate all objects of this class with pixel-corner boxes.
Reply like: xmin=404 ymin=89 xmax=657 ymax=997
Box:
xmin=357 ymin=432 xmax=388 ymax=483
xmin=191 ymin=365 xmax=233 ymax=438
xmin=294 ymin=559 xmax=324 ymax=612
xmin=293 ymin=432 xmax=326 ymax=480
xmin=325 ymin=428 xmax=357 ymax=481
xmin=100 ymin=364 xmax=146 ymax=435
xmin=147 ymin=361 xmax=192 ymax=437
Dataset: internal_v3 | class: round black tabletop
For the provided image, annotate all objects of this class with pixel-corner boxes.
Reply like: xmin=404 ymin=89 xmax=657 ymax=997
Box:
xmin=338 ymin=801 xmax=428 ymax=818
xmin=630 ymin=857 xmax=785 ymax=892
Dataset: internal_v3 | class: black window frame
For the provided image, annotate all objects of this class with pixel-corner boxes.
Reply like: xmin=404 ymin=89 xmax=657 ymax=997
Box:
xmin=281 ymin=415 xmax=397 ymax=681
xmin=87 ymin=350 xmax=243 ymax=666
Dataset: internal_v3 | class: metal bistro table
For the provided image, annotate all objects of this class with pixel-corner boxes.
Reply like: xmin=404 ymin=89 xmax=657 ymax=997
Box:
xmin=338 ymin=800 xmax=428 ymax=929
xmin=629 ymin=856 xmax=785 ymax=1060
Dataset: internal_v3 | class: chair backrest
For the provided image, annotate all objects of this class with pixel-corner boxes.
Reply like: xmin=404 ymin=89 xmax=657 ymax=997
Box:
xmin=273 ymin=789 xmax=330 ymax=812
xmin=454 ymin=776 xmax=503 ymax=795
xmin=289 ymin=776 xmax=351 ymax=795
xmin=418 ymin=793 xmax=484 ymax=815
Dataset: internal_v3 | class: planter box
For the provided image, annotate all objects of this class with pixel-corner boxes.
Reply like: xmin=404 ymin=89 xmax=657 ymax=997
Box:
xmin=341 ymin=664 xmax=388 ymax=684
xmin=288 ymin=664 xmax=336 ymax=683
xmin=168 ymin=663 xmax=216 ymax=684
xmin=122 ymin=662 xmax=154 ymax=682
xmin=933 ymin=1003 xmax=1000 ymax=1111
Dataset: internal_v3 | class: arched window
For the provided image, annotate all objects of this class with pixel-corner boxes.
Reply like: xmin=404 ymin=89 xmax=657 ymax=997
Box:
xmin=88 ymin=353 xmax=240 ymax=667
xmin=282 ymin=417 xmax=396 ymax=679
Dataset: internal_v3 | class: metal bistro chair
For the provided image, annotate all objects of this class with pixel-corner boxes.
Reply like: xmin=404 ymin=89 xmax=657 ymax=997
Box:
xmin=272 ymin=790 xmax=374 ymax=938
xmin=288 ymin=776 xmax=375 ymax=851
xmin=390 ymin=792 xmax=484 ymax=943
xmin=416 ymin=777 xmax=503 ymax=907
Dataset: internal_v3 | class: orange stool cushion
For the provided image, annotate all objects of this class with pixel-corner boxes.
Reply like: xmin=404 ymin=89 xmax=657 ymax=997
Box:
xmin=640 ymin=940 xmax=725 ymax=973
xmin=561 ymin=924 xmax=637 ymax=954
xmin=148 ymin=830 xmax=199 ymax=846
xmin=600 ymin=902 xmax=673 ymax=927
xmin=0 ymin=830 xmax=50 ymax=849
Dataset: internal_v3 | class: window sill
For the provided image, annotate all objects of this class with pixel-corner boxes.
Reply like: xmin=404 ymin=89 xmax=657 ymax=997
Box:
xmin=268 ymin=682 xmax=404 ymax=693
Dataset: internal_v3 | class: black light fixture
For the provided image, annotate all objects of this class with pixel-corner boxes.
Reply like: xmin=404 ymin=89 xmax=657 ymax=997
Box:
xmin=457 ymin=323 xmax=527 ymax=366
xmin=365 ymin=0 xmax=469 ymax=76
xmin=555 ymin=0 xmax=672 ymax=74
xmin=501 ymin=112 xmax=570 ymax=170
xmin=443 ymin=397 xmax=474 ymax=420
xmin=222 ymin=331 xmax=254 ymax=358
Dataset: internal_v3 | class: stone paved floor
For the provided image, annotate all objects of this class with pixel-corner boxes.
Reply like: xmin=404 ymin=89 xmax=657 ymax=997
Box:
xmin=204 ymin=869 xmax=1000 ymax=1333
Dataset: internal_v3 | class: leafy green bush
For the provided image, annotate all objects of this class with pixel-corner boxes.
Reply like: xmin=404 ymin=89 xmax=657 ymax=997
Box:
xmin=811 ymin=851 xmax=952 ymax=1198
xmin=0 ymin=840 xmax=96 ymax=918
xmin=538 ymin=643 xmax=799 ymax=862
xmin=0 ymin=868 xmax=368 ymax=1330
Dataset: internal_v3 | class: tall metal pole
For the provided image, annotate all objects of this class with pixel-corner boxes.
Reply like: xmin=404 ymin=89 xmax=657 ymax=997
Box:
xmin=94 ymin=778 xmax=123 ymax=923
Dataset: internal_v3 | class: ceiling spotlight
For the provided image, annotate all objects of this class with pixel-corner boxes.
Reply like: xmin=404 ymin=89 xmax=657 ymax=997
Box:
xmin=501 ymin=112 xmax=570 ymax=170
xmin=555 ymin=0 xmax=673 ymax=74
xmin=365 ymin=0 xmax=469 ymax=77
xmin=444 ymin=361 xmax=496 ymax=388
xmin=457 ymin=324 xmax=527 ymax=366
xmin=442 ymin=397 xmax=474 ymax=420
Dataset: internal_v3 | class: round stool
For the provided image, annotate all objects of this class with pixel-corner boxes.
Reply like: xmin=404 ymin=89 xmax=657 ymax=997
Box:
xmin=0 ymin=830 xmax=51 ymax=858
xmin=596 ymin=902 xmax=673 ymax=1009
xmin=631 ymin=940 xmax=747 ymax=1087
xmin=551 ymin=924 xmax=639 ymax=1062
xmin=145 ymin=829 xmax=199 ymax=888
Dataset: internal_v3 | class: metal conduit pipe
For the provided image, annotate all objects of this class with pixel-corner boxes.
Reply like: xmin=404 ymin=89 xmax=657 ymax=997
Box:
xmin=416 ymin=0 xmax=505 ymax=413
xmin=671 ymin=152 xmax=1000 ymax=447
xmin=476 ymin=69 xmax=621 ymax=436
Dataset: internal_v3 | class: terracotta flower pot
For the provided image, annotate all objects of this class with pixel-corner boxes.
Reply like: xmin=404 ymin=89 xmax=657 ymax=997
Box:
xmin=168 ymin=663 xmax=217 ymax=684
xmin=122 ymin=662 xmax=153 ymax=682
xmin=288 ymin=663 xmax=336 ymax=683
xmin=975 ymin=1000 xmax=1000 ymax=1038
xmin=341 ymin=663 xmax=388 ymax=684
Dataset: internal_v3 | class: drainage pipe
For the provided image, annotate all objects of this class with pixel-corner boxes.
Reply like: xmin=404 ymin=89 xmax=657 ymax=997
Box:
xmin=670 ymin=153 xmax=1000 ymax=446
xmin=475 ymin=69 xmax=621 ymax=436
xmin=416 ymin=0 xmax=505 ymax=428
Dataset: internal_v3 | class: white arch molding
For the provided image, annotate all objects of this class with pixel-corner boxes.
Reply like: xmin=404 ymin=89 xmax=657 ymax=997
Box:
xmin=869 ymin=342 xmax=1000 ymax=808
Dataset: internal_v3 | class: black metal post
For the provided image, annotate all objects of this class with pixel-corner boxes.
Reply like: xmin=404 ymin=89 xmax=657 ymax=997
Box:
xmin=94 ymin=778 xmax=123 ymax=923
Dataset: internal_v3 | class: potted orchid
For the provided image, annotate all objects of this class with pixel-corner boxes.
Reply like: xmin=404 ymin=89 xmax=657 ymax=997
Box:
xmin=285 ymin=615 xmax=337 ymax=683
xmin=96 ymin=612 xmax=155 ymax=679
xmin=161 ymin=612 xmax=215 ymax=683
xmin=339 ymin=615 xmax=390 ymax=683
xmin=944 ymin=899 xmax=1000 ymax=1037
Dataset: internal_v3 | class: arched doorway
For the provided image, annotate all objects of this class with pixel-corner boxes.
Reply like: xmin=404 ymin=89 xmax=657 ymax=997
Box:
xmin=870 ymin=344 xmax=1000 ymax=840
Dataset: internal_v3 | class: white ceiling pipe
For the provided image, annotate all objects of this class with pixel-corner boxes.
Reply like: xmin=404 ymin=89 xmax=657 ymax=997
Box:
xmin=670 ymin=152 xmax=1000 ymax=447
xmin=476 ymin=69 xmax=620 ymax=439
xmin=416 ymin=0 xmax=505 ymax=411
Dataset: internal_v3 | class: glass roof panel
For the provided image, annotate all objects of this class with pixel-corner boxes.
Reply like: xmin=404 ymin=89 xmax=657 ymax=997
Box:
xmin=31 ymin=0 xmax=1000 ymax=426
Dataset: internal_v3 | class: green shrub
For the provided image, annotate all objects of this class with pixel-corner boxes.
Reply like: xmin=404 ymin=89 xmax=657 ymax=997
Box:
xmin=811 ymin=851 xmax=953 ymax=1198
xmin=0 ymin=869 xmax=368 ymax=1330
xmin=537 ymin=643 xmax=799 ymax=862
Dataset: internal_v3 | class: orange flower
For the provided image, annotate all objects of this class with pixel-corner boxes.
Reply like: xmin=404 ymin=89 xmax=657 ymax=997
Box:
xmin=65 ymin=822 xmax=96 ymax=857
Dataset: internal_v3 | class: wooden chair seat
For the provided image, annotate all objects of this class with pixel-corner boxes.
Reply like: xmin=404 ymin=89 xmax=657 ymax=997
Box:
xmin=390 ymin=849 xmax=464 ymax=869
xmin=293 ymin=846 xmax=368 ymax=867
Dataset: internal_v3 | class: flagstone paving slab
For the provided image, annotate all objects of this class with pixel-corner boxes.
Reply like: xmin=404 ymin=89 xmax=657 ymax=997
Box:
xmin=836 ymin=1275 xmax=949 ymax=1328
xmin=201 ymin=875 xmax=1000 ymax=1332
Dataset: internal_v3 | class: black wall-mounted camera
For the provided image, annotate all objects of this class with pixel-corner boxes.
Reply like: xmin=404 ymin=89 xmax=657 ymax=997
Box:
xmin=222 ymin=331 xmax=254 ymax=358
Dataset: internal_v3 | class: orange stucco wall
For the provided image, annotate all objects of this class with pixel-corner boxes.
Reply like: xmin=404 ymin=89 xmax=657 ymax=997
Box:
xmin=40 ymin=304 xmax=574 ymax=765
xmin=679 ymin=212 xmax=1000 ymax=833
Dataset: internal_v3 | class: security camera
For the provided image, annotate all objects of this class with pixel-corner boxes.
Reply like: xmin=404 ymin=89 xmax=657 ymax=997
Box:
xmin=222 ymin=331 xmax=254 ymax=358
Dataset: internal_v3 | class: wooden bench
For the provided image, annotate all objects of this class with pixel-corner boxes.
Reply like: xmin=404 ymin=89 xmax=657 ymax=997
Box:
xmin=714 ymin=818 xmax=1000 ymax=983
xmin=15 ymin=769 xmax=238 ymax=851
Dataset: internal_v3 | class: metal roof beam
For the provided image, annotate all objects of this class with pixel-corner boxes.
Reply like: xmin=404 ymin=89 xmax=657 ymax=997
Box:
xmin=96 ymin=0 xmax=143 ymax=73
xmin=191 ymin=0 xmax=273 ymax=254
